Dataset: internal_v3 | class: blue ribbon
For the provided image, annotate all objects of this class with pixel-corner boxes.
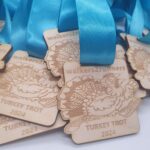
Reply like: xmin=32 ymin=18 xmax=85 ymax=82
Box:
xmin=0 ymin=0 xmax=61 ymax=58
xmin=0 ymin=0 xmax=12 ymax=43
xmin=141 ymin=0 xmax=150 ymax=29
xmin=138 ymin=0 xmax=150 ymax=44
xmin=58 ymin=0 xmax=150 ymax=65
xmin=59 ymin=0 xmax=116 ymax=65
xmin=0 ymin=0 xmax=150 ymax=64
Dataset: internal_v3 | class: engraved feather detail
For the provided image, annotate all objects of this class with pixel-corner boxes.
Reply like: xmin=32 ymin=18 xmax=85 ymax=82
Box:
xmin=58 ymin=74 xmax=141 ymax=121
xmin=0 ymin=65 xmax=59 ymax=108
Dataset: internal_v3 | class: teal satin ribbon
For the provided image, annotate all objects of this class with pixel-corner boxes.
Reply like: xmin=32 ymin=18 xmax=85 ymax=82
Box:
xmin=59 ymin=0 xmax=116 ymax=65
xmin=139 ymin=33 xmax=150 ymax=44
xmin=58 ymin=0 xmax=150 ymax=65
xmin=112 ymin=0 xmax=144 ymax=37
xmin=0 ymin=0 xmax=150 ymax=64
xmin=58 ymin=0 xmax=78 ymax=32
xmin=0 ymin=0 xmax=12 ymax=43
xmin=112 ymin=0 xmax=150 ymax=44
xmin=138 ymin=0 xmax=150 ymax=44
xmin=77 ymin=0 xmax=116 ymax=65
xmin=141 ymin=0 xmax=150 ymax=29
xmin=0 ymin=0 xmax=61 ymax=58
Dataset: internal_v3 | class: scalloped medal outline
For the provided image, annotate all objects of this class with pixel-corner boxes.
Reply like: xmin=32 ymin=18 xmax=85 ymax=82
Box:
xmin=127 ymin=47 xmax=150 ymax=90
xmin=45 ymin=39 xmax=80 ymax=87
xmin=0 ymin=62 xmax=59 ymax=108
xmin=58 ymin=75 xmax=143 ymax=134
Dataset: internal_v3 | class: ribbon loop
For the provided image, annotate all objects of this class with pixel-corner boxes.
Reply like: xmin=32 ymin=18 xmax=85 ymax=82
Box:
xmin=0 ymin=0 xmax=11 ymax=43
xmin=0 ymin=0 xmax=150 ymax=63
xmin=76 ymin=0 xmax=116 ymax=65
xmin=59 ymin=0 xmax=116 ymax=65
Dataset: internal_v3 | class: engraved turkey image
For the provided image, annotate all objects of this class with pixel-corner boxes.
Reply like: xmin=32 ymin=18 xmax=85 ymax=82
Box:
xmin=0 ymin=63 xmax=59 ymax=108
xmin=58 ymin=73 xmax=142 ymax=134
xmin=127 ymin=48 xmax=150 ymax=89
xmin=45 ymin=40 xmax=79 ymax=77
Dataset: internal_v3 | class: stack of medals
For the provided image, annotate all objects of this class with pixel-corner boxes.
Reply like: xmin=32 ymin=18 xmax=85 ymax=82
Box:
xmin=0 ymin=27 xmax=149 ymax=144
xmin=44 ymin=29 xmax=147 ymax=144
xmin=0 ymin=45 xmax=66 ymax=144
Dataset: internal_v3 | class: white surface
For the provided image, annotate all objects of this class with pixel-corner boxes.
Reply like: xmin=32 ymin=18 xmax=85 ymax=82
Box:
xmin=1 ymin=97 xmax=150 ymax=150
